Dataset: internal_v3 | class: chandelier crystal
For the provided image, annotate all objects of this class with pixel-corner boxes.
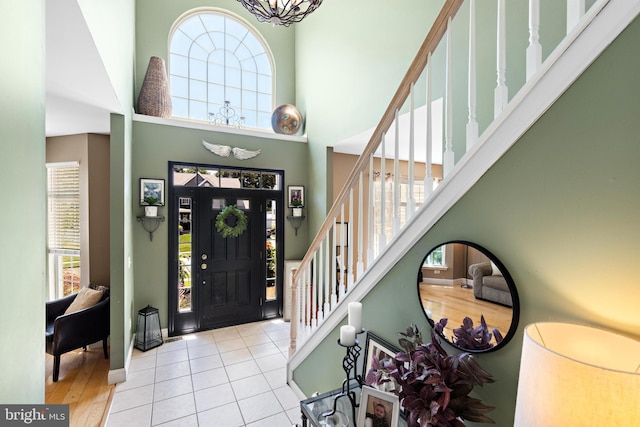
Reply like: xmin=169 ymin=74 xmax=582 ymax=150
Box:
xmin=236 ymin=0 xmax=323 ymax=27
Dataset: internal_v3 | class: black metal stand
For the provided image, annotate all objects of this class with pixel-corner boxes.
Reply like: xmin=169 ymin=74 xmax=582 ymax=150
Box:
xmin=321 ymin=330 xmax=365 ymax=423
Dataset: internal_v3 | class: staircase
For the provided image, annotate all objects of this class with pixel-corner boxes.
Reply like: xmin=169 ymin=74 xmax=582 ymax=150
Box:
xmin=286 ymin=0 xmax=640 ymax=389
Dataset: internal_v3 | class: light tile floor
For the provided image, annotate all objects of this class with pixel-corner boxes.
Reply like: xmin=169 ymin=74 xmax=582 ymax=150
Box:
xmin=105 ymin=319 xmax=301 ymax=427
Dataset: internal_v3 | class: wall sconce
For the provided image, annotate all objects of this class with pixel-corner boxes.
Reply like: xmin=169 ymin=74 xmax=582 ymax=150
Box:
xmin=287 ymin=214 xmax=305 ymax=236
xmin=514 ymin=322 xmax=640 ymax=426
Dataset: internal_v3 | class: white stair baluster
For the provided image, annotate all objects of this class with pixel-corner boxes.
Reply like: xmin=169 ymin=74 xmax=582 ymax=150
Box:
xmin=495 ymin=0 xmax=508 ymax=118
xmin=393 ymin=109 xmax=401 ymax=236
xmin=408 ymin=83 xmax=416 ymax=217
xmin=526 ymin=0 xmax=542 ymax=81
xmin=348 ymin=188 xmax=355 ymax=288
xmin=337 ymin=209 xmax=345 ymax=300
xmin=425 ymin=54 xmax=434 ymax=198
xmin=368 ymin=155 xmax=375 ymax=262
xmin=324 ymin=230 xmax=335 ymax=318
xmin=331 ymin=222 xmax=338 ymax=308
xmin=357 ymin=170 xmax=365 ymax=276
xmin=443 ymin=17 xmax=455 ymax=176
xmin=311 ymin=251 xmax=324 ymax=323
xmin=567 ymin=0 xmax=586 ymax=34
xmin=379 ymin=133 xmax=387 ymax=251
xmin=467 ymin=0 xmax=479 ymax=150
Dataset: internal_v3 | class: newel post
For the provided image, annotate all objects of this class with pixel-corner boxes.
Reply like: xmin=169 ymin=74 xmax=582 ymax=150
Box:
xmin=289 ymin=268 xmax=299 ymax=357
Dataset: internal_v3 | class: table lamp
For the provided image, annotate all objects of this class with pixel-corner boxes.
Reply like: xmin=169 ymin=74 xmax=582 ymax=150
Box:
xmin=514 ymin=322 xmax=640 ymax=426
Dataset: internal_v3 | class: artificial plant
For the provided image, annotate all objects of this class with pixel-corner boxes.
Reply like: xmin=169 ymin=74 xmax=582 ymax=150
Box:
xmin=366 ymin=325 xmax=496 ymax=427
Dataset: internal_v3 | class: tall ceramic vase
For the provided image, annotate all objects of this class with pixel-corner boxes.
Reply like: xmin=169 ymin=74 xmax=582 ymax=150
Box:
xmin=137 ymin=56 xmax=172 ymax=118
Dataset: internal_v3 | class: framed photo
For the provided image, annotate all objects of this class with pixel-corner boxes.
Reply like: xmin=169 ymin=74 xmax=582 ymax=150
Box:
xmin=362 ymin=332 xmax=401 ymax=385
xmin=357 ymin=386 xmax=400 ymax=427
xmin=140 ymin=178 xmax=165 ymax=206
xmin=287 ymin=185 xmax=305 ymax=207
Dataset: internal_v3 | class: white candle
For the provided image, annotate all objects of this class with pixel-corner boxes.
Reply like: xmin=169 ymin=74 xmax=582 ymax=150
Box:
xmin=340 ymin=325 xmax=356 ymax=346
xmin=348 ymin=302 xmax=362 ymax=332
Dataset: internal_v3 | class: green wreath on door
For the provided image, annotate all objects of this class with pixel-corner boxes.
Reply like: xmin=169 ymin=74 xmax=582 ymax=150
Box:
xmin=215 ymin=205 xmax=248 ymax=238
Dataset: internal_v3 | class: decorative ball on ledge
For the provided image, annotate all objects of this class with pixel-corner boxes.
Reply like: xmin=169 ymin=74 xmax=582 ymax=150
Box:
xmin=271 ymin=104 xmax=302 ymax=135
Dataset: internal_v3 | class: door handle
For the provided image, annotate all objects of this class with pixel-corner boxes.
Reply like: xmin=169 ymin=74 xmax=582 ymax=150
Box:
xmin=201 ymin=263 xmax=207 ymax=270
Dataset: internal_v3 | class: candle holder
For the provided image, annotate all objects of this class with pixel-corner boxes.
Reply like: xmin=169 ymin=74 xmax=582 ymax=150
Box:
xmin=321 ymin=329 xmax=366 ymax=422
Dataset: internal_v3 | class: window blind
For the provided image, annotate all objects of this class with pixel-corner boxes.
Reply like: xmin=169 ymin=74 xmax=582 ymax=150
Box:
xmin=47 ymin=163 xmax=80 ymax=252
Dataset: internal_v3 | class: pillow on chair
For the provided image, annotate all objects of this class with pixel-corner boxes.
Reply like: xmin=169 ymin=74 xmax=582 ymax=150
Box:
xmin=64 ymin=287 xmax=104 ymax=314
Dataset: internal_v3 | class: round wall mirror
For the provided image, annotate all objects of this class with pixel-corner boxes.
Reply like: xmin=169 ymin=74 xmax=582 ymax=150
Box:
xmin=417 ymin=241 xmax=519 ymax=353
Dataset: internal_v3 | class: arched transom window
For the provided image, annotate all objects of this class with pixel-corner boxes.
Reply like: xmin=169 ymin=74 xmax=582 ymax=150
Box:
xmin=169 ymin=10 xmax=274 ymax=130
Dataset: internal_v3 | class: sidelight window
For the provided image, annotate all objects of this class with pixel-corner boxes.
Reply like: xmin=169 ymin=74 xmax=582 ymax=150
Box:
xmin=265 ymin=199 xmax=277 ymax=301
xmin=178 ymin=197 xmax=193 ymax=312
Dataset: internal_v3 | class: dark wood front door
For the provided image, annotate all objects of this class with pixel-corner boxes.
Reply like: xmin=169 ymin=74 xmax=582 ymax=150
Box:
xmin=197 ymin=189 xmax=262 ymax=329
xmin=168 ymin=164 xmax=284 ymax=336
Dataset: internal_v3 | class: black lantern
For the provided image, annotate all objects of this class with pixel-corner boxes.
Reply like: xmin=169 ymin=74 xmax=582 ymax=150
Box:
xmin=134 ymin=305 xmax=163 ymax=351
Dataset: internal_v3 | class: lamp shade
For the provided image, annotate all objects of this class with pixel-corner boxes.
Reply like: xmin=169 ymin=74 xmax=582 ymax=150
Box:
xmin=514 ymin=322 xmax=640 ymax=426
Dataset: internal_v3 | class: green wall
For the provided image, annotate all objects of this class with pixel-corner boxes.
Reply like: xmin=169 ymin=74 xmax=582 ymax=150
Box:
xmin=73 ymin=0 xmax=136 ymax=372
xmin=0 ymin=0 xmax=46 ymax=403
xmin=293 ymin=14 xmax=640 ymax=427
xmin=131 ymin=121 xmax=309 ymax=327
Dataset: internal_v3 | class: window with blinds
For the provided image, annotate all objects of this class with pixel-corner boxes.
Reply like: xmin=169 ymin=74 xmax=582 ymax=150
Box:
xmin=47 ymin=162 xmax=81 ymax=299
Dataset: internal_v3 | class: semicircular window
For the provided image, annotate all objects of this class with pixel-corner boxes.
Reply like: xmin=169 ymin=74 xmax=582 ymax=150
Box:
xmin=169 ymin=10 xmax=274 ymax=130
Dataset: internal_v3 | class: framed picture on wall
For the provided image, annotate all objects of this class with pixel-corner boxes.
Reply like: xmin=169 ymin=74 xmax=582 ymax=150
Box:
xmin=288 ymin=185 xmax=305 ymax=207
xmin=140 ymin=178 xmax=165 ymax=206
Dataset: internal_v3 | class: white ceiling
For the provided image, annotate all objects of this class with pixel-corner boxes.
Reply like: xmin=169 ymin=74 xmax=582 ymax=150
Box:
xmin=46 ymin=0 xmax=122 ymax=137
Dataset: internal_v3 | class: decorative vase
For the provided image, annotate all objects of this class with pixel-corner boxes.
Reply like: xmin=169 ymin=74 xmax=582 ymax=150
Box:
xmin=137 ymin=56 xmax=172 ymax=118
xmin=292 ymin=207 xmax=303 ymax=217
xmin=145 ymin=206 xmax=158 ymax=217
xmin=271 ymin=104 xmax=302 ymax=135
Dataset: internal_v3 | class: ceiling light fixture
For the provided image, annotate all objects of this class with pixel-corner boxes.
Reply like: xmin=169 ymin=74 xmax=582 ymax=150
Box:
xmin=236 ymin=0 xmax=323 ymax=27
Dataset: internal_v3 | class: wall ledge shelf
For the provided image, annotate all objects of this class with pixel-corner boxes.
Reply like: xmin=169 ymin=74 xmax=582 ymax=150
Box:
xmin=287 ymin=215 xmax=305 ymax=236
xmin=133 ymin=113 xmax=307 ymax=143
xmin=137 ymin=215 xmax=165 ymax=241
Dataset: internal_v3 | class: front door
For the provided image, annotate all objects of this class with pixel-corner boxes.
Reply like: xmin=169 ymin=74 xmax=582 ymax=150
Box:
xmin=168 ymin=164 xmax=284 ymax=336
xmin=198 ymin=190 xmax=261 ymax=329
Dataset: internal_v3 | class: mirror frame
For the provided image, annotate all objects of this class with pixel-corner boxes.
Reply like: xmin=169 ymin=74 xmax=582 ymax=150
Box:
xmin=417 ymin=240 xmax=520 ymax=353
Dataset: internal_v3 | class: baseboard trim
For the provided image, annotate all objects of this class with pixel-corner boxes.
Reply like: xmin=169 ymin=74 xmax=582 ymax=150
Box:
xmin=107 ymin=333 xmax=135 ymax=385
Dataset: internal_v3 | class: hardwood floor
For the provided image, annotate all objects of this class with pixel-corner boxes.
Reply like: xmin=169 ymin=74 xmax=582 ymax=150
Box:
xmin=419 ymin=283 xmax=513 ymax=346
xmin=45 ymin=347 xmax=115 ymax=427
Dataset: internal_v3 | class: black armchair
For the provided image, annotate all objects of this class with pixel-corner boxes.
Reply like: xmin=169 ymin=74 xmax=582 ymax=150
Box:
xmin=45 ymin=288 xmax=110 ymax=382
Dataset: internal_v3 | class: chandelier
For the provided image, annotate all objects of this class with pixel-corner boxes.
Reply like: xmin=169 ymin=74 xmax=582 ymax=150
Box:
xmin=236 ymin=0 xmax=323 ymax=27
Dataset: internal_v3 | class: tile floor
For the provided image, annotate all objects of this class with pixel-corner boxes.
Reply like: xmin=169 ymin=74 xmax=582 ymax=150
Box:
xmin=105 ymin=319 xmax=302 ymax=427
